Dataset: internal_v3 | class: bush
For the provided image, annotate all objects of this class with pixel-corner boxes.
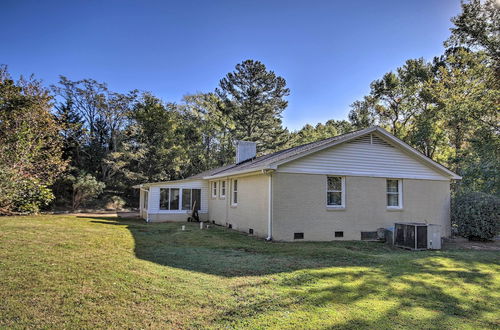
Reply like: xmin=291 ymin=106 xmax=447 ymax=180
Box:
xmin=106 ymin=196 xmax=126 ymax=210
xmin=451 ymin=192 xmax=500 ymax=241
xmin=13 ymin=178 xmax=55 ymax=213
xmin=0 ymin=167 xmax=54 ymax=214
xmin=72 ymin=174 xmax=105 ymax=210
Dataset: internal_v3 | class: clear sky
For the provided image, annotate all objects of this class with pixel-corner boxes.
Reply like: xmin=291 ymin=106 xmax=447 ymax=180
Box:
xmin=1 ymin=0 xmax=461 ymax=130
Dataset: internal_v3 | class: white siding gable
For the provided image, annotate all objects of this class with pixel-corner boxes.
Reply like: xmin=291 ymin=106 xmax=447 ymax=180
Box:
xmin=277 ymin=133 xmax=450 ymax=180
xmin=148 ymin=180 xmax=209 ymax=214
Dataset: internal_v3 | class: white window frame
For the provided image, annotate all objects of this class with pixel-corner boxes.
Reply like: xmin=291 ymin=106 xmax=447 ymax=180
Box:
xmin=232 ymin=179 xmax=238 ymax=206
xmin=159 ymin=187 xmax=180 ymax=211
xmin=386 ymin=179 xmax=403 ymax=209
xmin=159 ymin=187 xmax=201 ymax=213
xmin=220 ymin=180 xmax=226 ymax=199
xmin=211 ymin=181 xmax=217 ymax=198
xmin=326 ymin=176 xmax=345 ymax=209
xmin=181 ymin=188 xmax=201 ymax=211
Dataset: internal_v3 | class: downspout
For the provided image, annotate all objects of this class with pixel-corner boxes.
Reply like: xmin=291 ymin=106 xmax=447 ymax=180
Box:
xmin=263 ymin=169 xmax=275 ymax=241
xmin=144 ymin=187 xmax=150 ymax=223
xmin=225 ymin=176 xmax=229 ymax=224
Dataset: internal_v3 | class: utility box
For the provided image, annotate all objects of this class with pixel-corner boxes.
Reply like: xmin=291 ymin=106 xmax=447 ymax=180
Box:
xmin=394 ymin=223 xmax=442 ymax=250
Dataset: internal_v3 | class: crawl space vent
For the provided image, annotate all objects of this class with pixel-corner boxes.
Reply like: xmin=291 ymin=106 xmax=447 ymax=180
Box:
xmin=294 ymin=232 xmax=304 ymax=240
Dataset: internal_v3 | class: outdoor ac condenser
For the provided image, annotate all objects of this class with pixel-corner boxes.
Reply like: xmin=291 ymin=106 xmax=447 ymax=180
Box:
xmin=394 ymin=223 xmax=442 ymax=250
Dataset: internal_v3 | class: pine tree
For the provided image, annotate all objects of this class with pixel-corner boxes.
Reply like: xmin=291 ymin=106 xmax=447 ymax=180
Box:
xmin=216 ymin=60 xmax=290 ymax=154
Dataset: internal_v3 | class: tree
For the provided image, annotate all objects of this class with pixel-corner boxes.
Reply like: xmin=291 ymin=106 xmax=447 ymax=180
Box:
xmin=288 ymin=120 xmax=353 ymax=147
xmin=369 ymin=59 xmax=434 ymax=140
xmin=216 ymin=60 xmax=290 ymax=154
xmin=431 ymin=48 xmax=499 ymax=175
xmin=447 ymin=0 xmax=500 ymax=72
xmin=51 ymin=77 xmax=138 ymax=206
xmin=348 ymin=96 xmax=377 ymax=129
xmin=52 ymin=77 xmax=137 ymax=179
xmin=0 ymin=65 xmax=66 ymax=213
xmin=180 ymin=93 xmax=235 ymax=169
xmin=129 ymin=93 xmax=188 ymax=182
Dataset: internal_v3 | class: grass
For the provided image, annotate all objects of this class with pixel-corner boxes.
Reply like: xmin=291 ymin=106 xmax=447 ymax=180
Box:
xmin=0 ymin=215 xmax=499 ymax=329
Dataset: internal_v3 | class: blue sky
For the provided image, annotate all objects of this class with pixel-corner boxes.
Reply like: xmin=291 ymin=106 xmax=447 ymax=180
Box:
xmin=1 ymin=0 xmax=461 ymax=130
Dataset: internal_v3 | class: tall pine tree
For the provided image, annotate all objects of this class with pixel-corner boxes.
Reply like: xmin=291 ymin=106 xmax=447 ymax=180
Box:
xmin=216 ymin=60 xmax=290 ymax=154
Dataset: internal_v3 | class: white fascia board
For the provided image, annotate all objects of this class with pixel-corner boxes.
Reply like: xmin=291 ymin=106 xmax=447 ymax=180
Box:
xmin=135 ymin=178 xmax=201 ymax=188
xmin=203 ymin=169 xmax=268 ymax=180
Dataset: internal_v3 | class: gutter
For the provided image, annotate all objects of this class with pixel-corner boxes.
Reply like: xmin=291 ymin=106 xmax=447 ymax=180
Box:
xmin=203 ymin=166 xmax=276 ymax=180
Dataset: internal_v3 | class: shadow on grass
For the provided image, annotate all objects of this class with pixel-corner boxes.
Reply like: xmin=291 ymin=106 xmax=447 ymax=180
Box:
xmin=81 ymin=216 xmax=500 ymax=328
xmin=83 ymin=216 xmax=498 ymax=277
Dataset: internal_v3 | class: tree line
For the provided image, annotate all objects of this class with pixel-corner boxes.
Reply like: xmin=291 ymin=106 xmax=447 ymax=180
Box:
xmin=0 ymin=0 xmax=498 ymax=213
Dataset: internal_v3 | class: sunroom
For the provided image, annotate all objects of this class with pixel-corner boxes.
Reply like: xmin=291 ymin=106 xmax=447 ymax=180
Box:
xmin=134 ymin=179 xmax=209 ymax=222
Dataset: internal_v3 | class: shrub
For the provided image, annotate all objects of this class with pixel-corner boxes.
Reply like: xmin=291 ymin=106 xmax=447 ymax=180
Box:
xmin=451 ymin=192 xmax=500 ymax=241
xmin=13 ymin=178 xmax=55 ymax=213
xmin=0 ymin=167 xmax=54 ymax=214
xmin=72 ymin=174 xmax=105 ymax=210
xmin=106 ymin=196 xmax=126 ymax=210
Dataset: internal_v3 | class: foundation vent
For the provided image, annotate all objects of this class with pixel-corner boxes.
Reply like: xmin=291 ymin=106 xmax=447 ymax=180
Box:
xmin=294 ymin=232 xmax=304 ymax=240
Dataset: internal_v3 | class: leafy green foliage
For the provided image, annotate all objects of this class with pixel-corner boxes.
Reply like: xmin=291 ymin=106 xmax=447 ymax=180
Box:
xmin=106 ymin=196 xmax=126 ymax=210
xmin=12 ymin=178 xmax=55 ymax=214
xmin=447 ymin=0 xmax=500 ymax=69
xmin=72 ymin=173 xmax=105 ymax=210
xmin=451 ymin=192 xmax=500 ymax=241
xmin=287 ymin=120 xmax=353 ymax=147
xmin=0 ymin=66 xmax=66 ymax=214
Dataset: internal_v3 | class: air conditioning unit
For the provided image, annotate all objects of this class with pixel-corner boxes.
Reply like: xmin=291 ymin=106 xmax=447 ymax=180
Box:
xmin=394 ymin=222 xmax=442 ymax=250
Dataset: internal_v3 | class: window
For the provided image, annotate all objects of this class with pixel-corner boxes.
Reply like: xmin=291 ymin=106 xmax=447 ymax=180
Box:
xmin=327 ymin=176 xmax=345 ymax=207
xmin=335 ymin=231 xmax=344 ymax=238
xmin=294 ymin=232 xmax=304 ymax=239
xmin=182 ymin=189 xmax=201 ymax=211
xmin=159 ymin=188 xmax=180 ymax=210
xmin=212 ymin=182 xmax=217 ymax=198
xmin=159 ymin=188 xmax=169 ymax=210
xmin=170 ymin=188 xmax=180 ymax=210
xmin=232 ymin=180 xmax=238 ymax=205
xmin=220 ymin=181 xmax=226 ymax=198
xmin=387 ymin=179 xmax=402 ymax=208
xmin=248 ymin=228 xmax=254 ymax=235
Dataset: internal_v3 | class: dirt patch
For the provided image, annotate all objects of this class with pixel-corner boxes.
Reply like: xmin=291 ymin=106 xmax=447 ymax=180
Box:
xmin=443 ymin=237 xmax=500 ymax=251
xmin=61 ymin=211 xmax=140 ymax=218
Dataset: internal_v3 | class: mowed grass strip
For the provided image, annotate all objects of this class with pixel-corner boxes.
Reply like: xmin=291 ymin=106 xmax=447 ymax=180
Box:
xmin=0 ymin=215 xmax=498 ymax=329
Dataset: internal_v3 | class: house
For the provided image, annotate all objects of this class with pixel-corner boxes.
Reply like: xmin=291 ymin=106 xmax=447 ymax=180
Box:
xmin=134 ymin=126 xmax=461 ymax=241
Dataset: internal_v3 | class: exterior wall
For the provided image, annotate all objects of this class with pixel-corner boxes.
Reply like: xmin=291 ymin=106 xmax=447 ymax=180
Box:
xmin=278 ymin=133 xmax=450 ymax=181
xmin=208 ymin=174 xmax=269 ymax=238
xmin=272 ymin=172 xmax=451 ymax=241
xmin=146 ymin=179 xmax=209 ymax=222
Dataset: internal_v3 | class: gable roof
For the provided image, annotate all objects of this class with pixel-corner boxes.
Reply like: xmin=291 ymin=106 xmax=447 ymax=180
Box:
xmin=201 ymin=126 xmax=461 ymax=180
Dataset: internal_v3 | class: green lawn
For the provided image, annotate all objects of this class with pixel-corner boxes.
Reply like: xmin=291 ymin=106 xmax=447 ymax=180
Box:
xmin=0 ymin=215 xmax=499 ymax=329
